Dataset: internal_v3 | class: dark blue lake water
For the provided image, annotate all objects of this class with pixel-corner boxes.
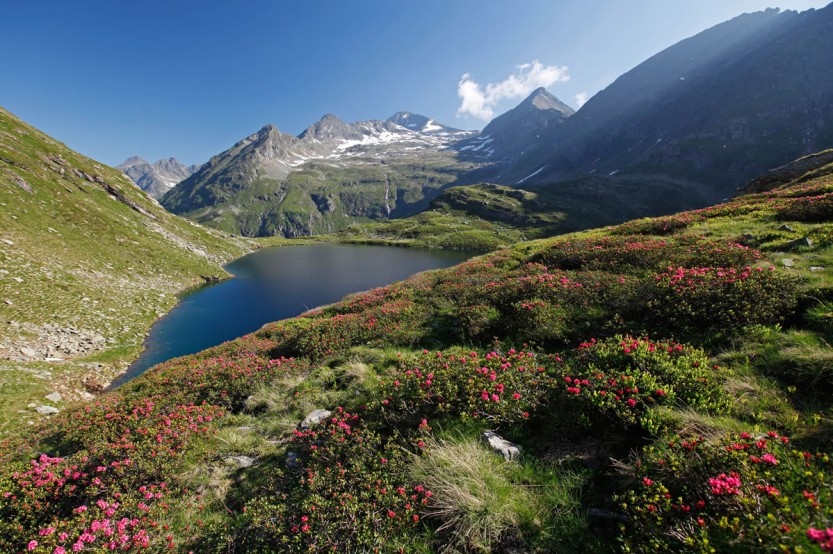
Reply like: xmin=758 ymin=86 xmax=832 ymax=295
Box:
xmin=111 ymin=244 xmax=471 ymax=387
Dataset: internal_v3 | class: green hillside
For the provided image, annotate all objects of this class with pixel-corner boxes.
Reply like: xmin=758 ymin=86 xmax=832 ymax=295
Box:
xmin=336 ymin=178 xmax=709 ymax=251
xmin=1 ymin=155 xmax=831 ymax=552
xmin=0 ymin=108 xmax=251 ymax=435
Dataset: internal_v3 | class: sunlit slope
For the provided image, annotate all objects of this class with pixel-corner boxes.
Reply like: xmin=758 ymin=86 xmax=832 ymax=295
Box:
xmin=0 ymin=107 xmax=250 ymax=432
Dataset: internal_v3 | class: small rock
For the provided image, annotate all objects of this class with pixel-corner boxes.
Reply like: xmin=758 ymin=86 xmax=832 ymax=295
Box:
xmin=19 ymin=346 xmax=37 ymax=358
xmin=45 ymin=392 xmax=62 ymax=403
xmin=35 ymin=406 xmax=60 ymax=415
xmin=783 ymin=236 xmax=813 ymax=250
xmin=286 ymin=451 xmax=300 ymax=469
xmin=1 ymin=238 xmax=14 ymax=246
xmin=810 ymin=266 xmax=825 ymax=272
xmin=588 ymin=508 xmax=628 ymax=522
xmin=237 ymin=426 xmax=253 ymax=432
xmin=778 ymin=224 xmax=796 ymax=232
xmin=12 ymin=277 xmax=22 ymax=283
xmin=482 ymin=430 xmax=521 ymax=461
xmin=27 ymin=402 xmax=38 ymax=409
xmin=300 ymin=409 xmax=332 ymax=430
xmin=781 ymin=258 xmax=795 ymax=268
xmin=225 ymin=455 xmax=255 ymax=468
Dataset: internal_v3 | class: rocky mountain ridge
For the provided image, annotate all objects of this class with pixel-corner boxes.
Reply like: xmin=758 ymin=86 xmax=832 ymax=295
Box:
xmin=118 ymin=156 xmax=200 ymax=198
xmin=160 ymin=112 xmax=480 ymax=236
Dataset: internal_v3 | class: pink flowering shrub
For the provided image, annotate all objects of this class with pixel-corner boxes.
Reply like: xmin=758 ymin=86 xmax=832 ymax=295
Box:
xmin=612 ymin=213 xmax=706 ymax=235
xmin=644 ymin=265 xmax=799 ymax=332
xmin=0 ymin=400 xmax=223 ymax=552
xmin=210 ymin=409 xmax=429 ymax=552
xmin=375 ymin=346 xmax=562 ymax=427
xmin=620 ymin=431 xmax=833 ymax=552
xmin=557 ymin=336 xmax=729 ymax=434
xmin=776 ymin=192 xmax=833 ymax=222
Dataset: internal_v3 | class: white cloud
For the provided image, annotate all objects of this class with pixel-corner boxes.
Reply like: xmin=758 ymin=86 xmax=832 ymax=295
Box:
xmin=574 ymin=92 xmax=589 ymax=108
xmin=457 ymin=60 xmax=570 ymax=120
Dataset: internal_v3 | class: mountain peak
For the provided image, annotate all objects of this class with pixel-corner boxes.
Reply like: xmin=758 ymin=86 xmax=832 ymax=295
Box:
xmin=118 ymin=156 xmax=150 ymax=169
xmin=520 ymin=87 xmax=575 ymax=115
xmin=387 ymin=112 xmax=463 ymax=134
xmin=258 ymin=123 xmax=280 ymax=135
xmin=299 ymin=113 xmax=358 ymax=142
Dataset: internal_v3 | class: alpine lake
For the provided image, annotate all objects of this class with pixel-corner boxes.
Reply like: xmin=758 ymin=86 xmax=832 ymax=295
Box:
xmin=111 ymin=244 xmax=472 ymax=387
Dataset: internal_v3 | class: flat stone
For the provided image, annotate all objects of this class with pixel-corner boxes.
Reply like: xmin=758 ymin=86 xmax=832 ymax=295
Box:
xmin=300 ymin=409 xmax=332 ymax=430
xmin=482 ymin=430 xmax=521 ymax=461
xmin=778 ymin=224 xmax=796 ymax=232
xmin=225 ymin=455 xmax=255 ymax=468
xmin=810 ymin=266 xmax=825 ymax=272
xmin=35 ymin=406 xmax=60 ymax=415
xmin=45 ymin=392 xmax=62 ymax=403
xmin=781 ymin=258 xmax=795 ymax=268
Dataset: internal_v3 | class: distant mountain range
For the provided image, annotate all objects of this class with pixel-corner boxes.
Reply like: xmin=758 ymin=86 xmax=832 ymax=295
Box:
xmin=160 ymin=113 xmax=478 ymax=236
xmin=118 ymin=157 xmax=200 ymax=198
xmin=156 ymin=4 xmax=833 ymax=237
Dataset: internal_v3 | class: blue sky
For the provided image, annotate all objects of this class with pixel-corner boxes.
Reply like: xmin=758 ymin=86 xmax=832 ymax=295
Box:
xmin=1 ymin=0 xmax=829 ymax=166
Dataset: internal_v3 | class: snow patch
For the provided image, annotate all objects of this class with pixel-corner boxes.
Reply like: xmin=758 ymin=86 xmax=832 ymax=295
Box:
xmin=422 ymin=119 xmax=442 ymax=133
xmin=516 ymin=165 xmax=547 ymax=184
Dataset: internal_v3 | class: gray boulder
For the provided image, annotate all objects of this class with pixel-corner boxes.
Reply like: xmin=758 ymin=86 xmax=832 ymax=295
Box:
xmin=300 ymin=409 xmax=332 ymax=430
xmin=482 ymin=430 xmax=521 ymax=461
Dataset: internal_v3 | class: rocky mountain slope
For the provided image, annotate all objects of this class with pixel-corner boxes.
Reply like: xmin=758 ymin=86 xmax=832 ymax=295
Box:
xmin=118 ymin=156 xmax=200 ymax=198
xmin=493 ymin=5 xmax=833 ymax=204
xmin=3 ymin=150 xmax=831 ymax=553
xmin=0 ymin=107 xmax=250 ymax=434
xmin=161 ymin=113 xmax=478 ymax=237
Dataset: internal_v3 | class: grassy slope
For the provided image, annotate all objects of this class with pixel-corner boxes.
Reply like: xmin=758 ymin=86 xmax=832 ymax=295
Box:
xmin=1 ymin=160 xmax=832 ymax=552
xmin=0 ymin=107 xmax=252 ymax=434
xmin=335 ymin=177 xmax=711 ymax=251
